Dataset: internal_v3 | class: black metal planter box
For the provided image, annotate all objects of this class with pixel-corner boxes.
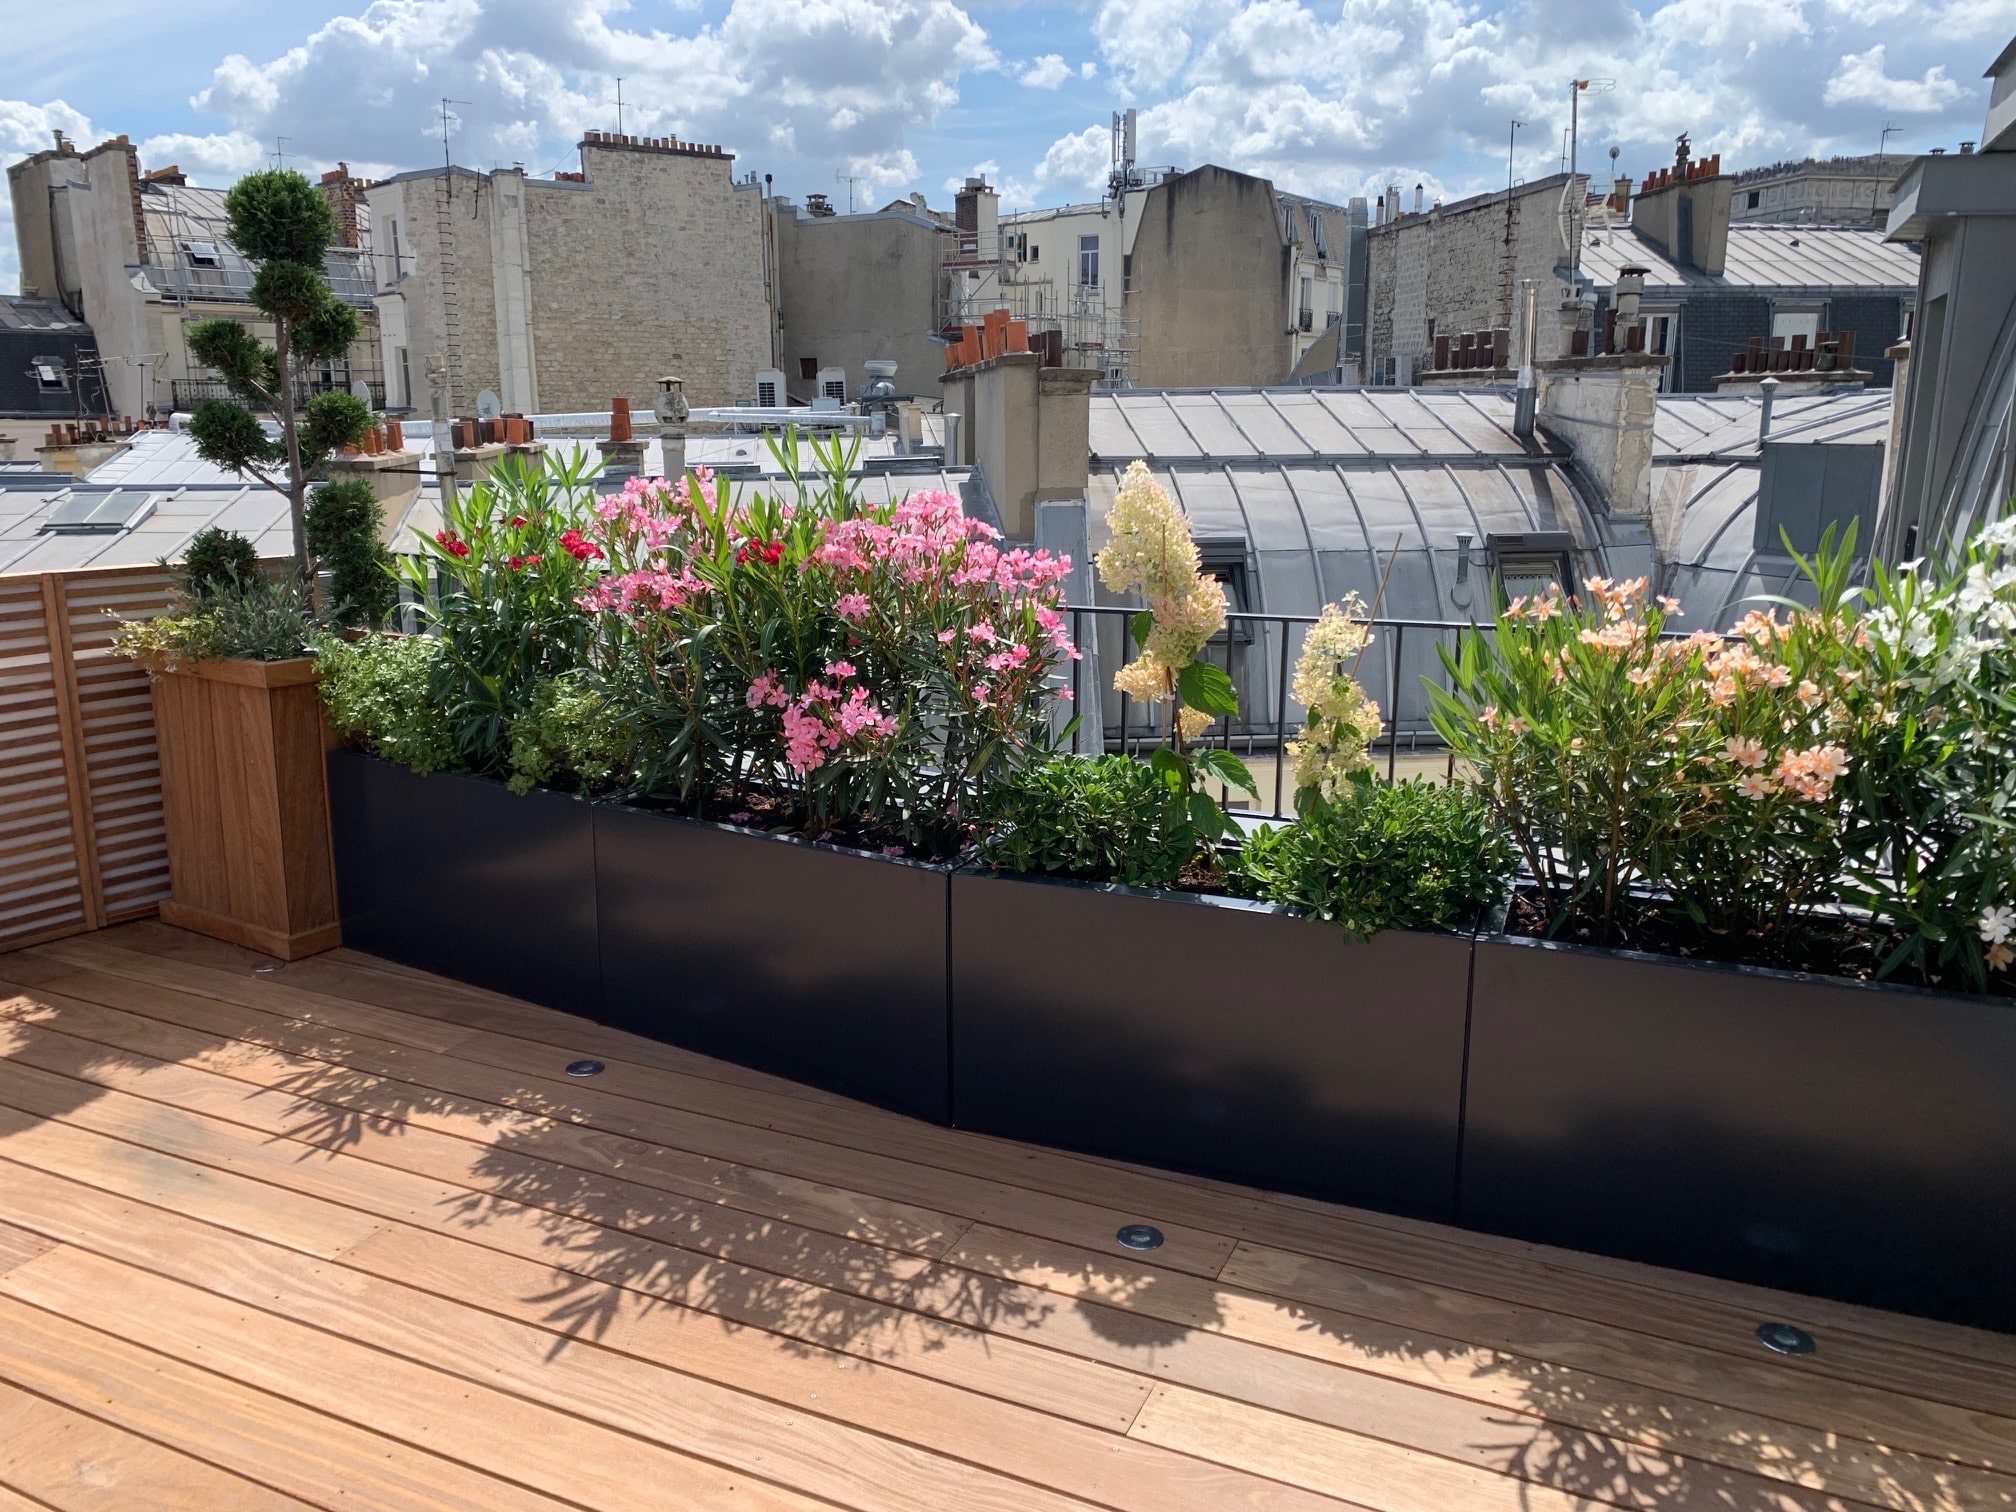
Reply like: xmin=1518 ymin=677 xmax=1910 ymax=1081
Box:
xmin=593 ymin=804 xmax=952 ymax=1123
xmin=950 ymin=868 xmax=1475 ymax=1219
xmin=326 ymin=749 xmax=601 ymax=1017
xmin=1459 ymin=933 xmax=2016 ymax=1331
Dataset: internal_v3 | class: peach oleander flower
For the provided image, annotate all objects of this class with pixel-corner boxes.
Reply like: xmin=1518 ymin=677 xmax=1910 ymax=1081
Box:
xmin=1736 ymin=772 xmax=1774 ymax=801
xmin=1989 ymin=943 xmax=2015 ymax=973
xmin=1723 ymin=737 xmax=1767 ymax=768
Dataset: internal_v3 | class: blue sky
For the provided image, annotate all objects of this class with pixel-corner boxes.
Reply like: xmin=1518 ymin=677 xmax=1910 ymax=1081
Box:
xmin=4 ymin=0 xmax=2008 ymax=292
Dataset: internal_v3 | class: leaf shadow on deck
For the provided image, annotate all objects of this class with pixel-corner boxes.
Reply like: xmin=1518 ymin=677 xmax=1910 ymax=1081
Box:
xmin=0 ymin=922 xmax=2003 ymax=1512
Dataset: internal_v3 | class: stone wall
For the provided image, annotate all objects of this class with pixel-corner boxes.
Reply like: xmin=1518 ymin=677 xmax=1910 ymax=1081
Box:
xmin=1128 ymin=166 xmax=1291 ymax=388
xmin=772 ymin=206 xmax=945 ymax=404
xmin=522 ymin=141 xmax=767 ymax=412
xmin=1368 ymin=174 xmax=1581 ymax=377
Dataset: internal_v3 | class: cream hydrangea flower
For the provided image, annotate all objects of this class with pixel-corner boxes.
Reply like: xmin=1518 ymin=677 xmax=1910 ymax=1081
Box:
xmin=1285 ymin=597 xmax=1384 ymax=801
xmin=1096 ymin=462 xmax=1228 ymax=738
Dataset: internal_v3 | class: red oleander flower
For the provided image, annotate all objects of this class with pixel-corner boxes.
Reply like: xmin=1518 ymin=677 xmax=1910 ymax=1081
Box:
xmin=559 ymin=529 xmax=603 ymax=561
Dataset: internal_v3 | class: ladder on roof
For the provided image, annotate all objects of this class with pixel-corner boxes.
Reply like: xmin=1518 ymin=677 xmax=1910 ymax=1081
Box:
xmin=434 ymin=178 xmax=464 ymax=418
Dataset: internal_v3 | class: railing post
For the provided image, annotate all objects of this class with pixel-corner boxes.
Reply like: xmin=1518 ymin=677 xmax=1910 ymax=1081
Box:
xmin=39 ymin=570 xmax=106 ymax=930
xmin=1387 ymin=623 xmax=1405 ymax=782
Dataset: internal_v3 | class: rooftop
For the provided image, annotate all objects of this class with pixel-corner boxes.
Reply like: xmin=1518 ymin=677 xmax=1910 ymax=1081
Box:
xmin=1576 ymin=223 xmax=1920 ymax=291
xmin=0 ymin=920 xmax=2007 ymax=1512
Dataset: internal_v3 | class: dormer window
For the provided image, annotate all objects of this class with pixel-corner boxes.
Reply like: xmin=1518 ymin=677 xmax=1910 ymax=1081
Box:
xmin=33 ymin=357 xmax=67 ymax=390
xmin=183 ymin=240 xmax=221 ymax=268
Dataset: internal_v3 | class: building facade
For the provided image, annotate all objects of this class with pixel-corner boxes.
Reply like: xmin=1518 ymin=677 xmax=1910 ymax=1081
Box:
xmin=1730 ymin=156 xmax=1904 ymax=225
xmin=8 ymin=135 xmax=380 ymax=420
xmin=1877 ymin=37 xmax=2016 ymax=561
xmin=367 ymin=133 xmax=769 ymax=418
xmin=1366 ymin=150 xmax=1918 ymax=394
xmin=769 ymin=197 xmax=949 ymax=406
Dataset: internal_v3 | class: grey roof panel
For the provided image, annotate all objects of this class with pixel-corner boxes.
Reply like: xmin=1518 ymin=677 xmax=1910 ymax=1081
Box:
xmin=1578 ymin=224 xmax=1919 ymax=290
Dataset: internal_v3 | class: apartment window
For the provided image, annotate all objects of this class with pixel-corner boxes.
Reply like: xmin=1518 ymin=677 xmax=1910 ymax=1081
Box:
xmin=1028 ymin=242 xmax=1038 ymax=263
xmin=1122 ymin=253 xmax=1132 ymax=289
xmin=387 ymin=217 xmax=403 ymax=283
xmin=1772 ymin=309 xmax=1822 ymax=345
xmin=394 ymin=346 xmax=411 ymax=408
xmin=182 ymin=240 xmax=220 ymax=268
xmin=1746 ymin=191 xmax=1760 ymax=210
xmin=1078 ymin=235 xmax=1099 ymax=288
xmin=33 ymin=356 xmax=67 ymax=391
xmin=1299 ymin=276 xmax=1314 ymax=332
xmin=799 ymin=357 xmax=820 ymax=380
xmin=1643 ymin=313 xmax=1674 ymax=356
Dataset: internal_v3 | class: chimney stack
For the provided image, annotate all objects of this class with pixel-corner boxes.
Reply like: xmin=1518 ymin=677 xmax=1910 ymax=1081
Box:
xmin=1413 ymin=183 xmax=1424 ymax=214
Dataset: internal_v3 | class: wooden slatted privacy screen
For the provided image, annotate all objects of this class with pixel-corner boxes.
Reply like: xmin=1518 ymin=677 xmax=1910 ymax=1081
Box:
xmin=0 ymin=564 xmax=178 ymax=951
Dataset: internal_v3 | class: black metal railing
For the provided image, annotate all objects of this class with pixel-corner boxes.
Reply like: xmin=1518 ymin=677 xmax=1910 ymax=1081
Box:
xmin=1053 ymin=606 xmax=1484 ymax=818
xmin=171 ymin=378 xmax=386 ymax=411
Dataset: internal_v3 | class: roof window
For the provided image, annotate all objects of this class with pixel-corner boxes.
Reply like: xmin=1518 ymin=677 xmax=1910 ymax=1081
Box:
xmin=183 ymin=240 xmax=221 ymax=268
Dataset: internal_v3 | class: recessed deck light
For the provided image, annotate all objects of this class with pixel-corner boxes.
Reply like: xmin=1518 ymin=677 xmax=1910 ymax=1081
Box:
xmin=1116 ymin=1224 xmax=1164 ymax=1251
xmin=565 ymin=1059 xmax=605 ymax=1078
xmin=1756 ymin=1322 xmax=1815 ymax=1355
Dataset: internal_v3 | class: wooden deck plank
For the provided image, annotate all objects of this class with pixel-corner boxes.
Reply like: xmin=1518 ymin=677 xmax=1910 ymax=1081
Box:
xmin=1 ymin=1247 xmax=855 ymax=1512
xmin=72 ymin=929 xmax=2016 ymax=1383
xmin=0 ymin=1374 xmax=313 ymax=1511
xmin=2 ymin=992 xmax=1999 ymax=1512
xmin=30 ymin=936 xmax=1246 ymax=1278
xmin=15 ymin=959 xmax=2016 ymax=1483
xmin=0 ymin=1295 xmax=582 ymax=1512
xmin=946 ymin=1225 xmax=2006 ymax=1512
xmin=0 ymin=973 xmax=963 ymax=1256
xmin=2 ymin=923 xmax=2009 ymax=1512
xmin=0 ymin=1161 xmax=1355 ymax=1512
xmin=0 ymin=1060 xmax=1157 ymax=1435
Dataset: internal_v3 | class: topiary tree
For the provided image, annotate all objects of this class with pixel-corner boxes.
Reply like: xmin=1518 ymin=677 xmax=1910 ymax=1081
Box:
xmin=185 ymin=169 xmax=372 ymax=581
xmin=178 ymin=525 xmax=261 ymax=601
xmin=304 ymin=479 xmax=397 ymax=629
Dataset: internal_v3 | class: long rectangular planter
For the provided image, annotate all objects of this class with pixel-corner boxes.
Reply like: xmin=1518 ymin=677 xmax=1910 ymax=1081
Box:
xmin=150 ymin=657 xmax=340 ymax=960
xmin=326 ymin=749 xmax=600 ymax=1017
xmin=1459 ymin=932 xmax=2016 ymax=1331
xmin=594 ymin=804 xmax=951 ymax=1122
xmin=951 ymin=868 xmax=1474 ymax=1219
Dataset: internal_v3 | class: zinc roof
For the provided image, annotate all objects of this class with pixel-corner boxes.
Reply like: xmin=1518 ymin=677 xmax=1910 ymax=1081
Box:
xmin=1576 ymin=224 xmax=1919 ymax=291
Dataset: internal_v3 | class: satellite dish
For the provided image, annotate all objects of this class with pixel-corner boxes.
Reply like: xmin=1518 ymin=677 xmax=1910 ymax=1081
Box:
xmin=476 ymin=389 xmax=503 ymax=420
xmin=349 ymin=378 xmax=373 ymax=403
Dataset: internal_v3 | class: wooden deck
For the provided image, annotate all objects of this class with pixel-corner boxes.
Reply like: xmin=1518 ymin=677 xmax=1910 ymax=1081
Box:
xmin=0 ymin=923 xmax=2011 ymax=1511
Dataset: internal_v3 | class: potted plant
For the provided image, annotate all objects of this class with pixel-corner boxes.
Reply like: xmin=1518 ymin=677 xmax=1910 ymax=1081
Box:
xmin=1432 ymin=526 xmax=2016 ymax=1329
xmin=953 ymin=472 xmax=1508 ymax=1217
xmin=323 ymin=440 xmax=1078 ymax=1119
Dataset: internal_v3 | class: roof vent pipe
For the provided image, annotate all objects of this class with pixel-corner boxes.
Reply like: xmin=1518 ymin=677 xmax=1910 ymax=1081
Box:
xmin=1758 ymin=376 xmax=1780 ymax=446
xmin=1413 ymin=183 xmax=1424 ymax=214
xmin=1513 ymin=279 xmax=1538 ymax=441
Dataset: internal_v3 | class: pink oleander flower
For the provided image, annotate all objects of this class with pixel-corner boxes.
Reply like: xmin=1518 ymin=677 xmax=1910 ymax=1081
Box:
xmin=936 ymin=629 xmax=958 ymax=645
xmin=824 ymin=660 xmax=857 ymax=679
xmin=984 ymin=644 xmax=1032 ymax=674
xmin=836 ymin=592 xmax=871 ymax=620
xmin=746 ymin=673 xmax=788 ymax=710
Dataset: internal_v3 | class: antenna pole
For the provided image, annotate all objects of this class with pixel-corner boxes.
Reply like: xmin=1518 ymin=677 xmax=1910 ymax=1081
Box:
xmin=615 ymin=77 xmax=624 ymax=136
xmin=1878 ymin=121 xmax=1899 ymax=162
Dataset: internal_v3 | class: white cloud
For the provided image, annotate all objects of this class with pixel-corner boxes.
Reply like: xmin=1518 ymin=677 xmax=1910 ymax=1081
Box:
xmin=1019 ymin=54 xmax=1073 ymax=88
xmin=1080 ymin=61 xmax=1099 ymax=79
xmin=1042 ymin=0 xmax=1996 ymax=210
xmin=1823 ymin=44 xmax=1968 ymax=112
xmin=1034 ymin=123 xmax=1112 ymax=189
xmin=185 ymin=0 xmax=994 ymax=195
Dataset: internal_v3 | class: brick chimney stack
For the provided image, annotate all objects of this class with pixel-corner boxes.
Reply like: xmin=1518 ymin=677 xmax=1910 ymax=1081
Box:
xmin=319 ymin=163 xmax=368 ymax=248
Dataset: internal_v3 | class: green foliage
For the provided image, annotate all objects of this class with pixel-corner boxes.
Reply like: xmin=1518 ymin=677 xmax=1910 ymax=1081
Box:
xmin=1227 ymin=777 xmax=1514 ymax=940
xmin=115 ymin=571 xmax=315 ymax=664
xmin=977 ymin=755 xmax=1204 ymax=890
xmin=507 ymin=675 xmax=633 ymax=795
xmin=300 ymin=389 xmax=372 ymax=462
xmin=250 ymin=259 xmax=328 ymax=321
xmin=187 ymin=399 xmax=282 ymax=473
xmin=313 ymin=632 xmax=456 ymax=774
xmin=178 ymin=527 xmax=260 ymax=601
xmin=185 ymin=319 xmax=278 ymax=402
xmin=294 ymin=297 xmax=361 ymax=362
xmin=393 ymin=451 xmax=604 ymax=776
xmin=1176 ymin=660 xmax=1239 ymax=719
xmin=304 ymin=480 xmax=396 ymax=629
xmin=223 ymin=169 xmax=336 ymax=266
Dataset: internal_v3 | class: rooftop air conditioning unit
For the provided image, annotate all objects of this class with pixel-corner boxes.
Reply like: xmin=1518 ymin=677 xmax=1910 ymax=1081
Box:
xmin=755 ymin=368 xmax=785 ymax=408
xmin=815 ymin=366 xmax=847 ymax=409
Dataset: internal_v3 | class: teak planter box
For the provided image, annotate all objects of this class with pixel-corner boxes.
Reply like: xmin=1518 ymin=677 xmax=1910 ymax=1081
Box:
xmin=595 ymin=804 xmax=952 ymax=1122
xmin=326 ymin=750 xmax=600 ymax=1016
xmin=148 ymin=656 xmax=340 ymax=960
xmin=1459 ymin=932 xmax=2016 ymax=1331
xmin=951 ymin=869 xmax=1474 ymax=1218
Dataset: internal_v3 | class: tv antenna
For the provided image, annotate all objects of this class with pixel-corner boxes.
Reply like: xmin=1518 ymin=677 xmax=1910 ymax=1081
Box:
xmin=1878 ymin=121 xmax=1900 ymax=161
xmin=271 ymin=135 xmax=291 ymax=168
xmin=835 ymin=169 xmax=863 ymax=214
